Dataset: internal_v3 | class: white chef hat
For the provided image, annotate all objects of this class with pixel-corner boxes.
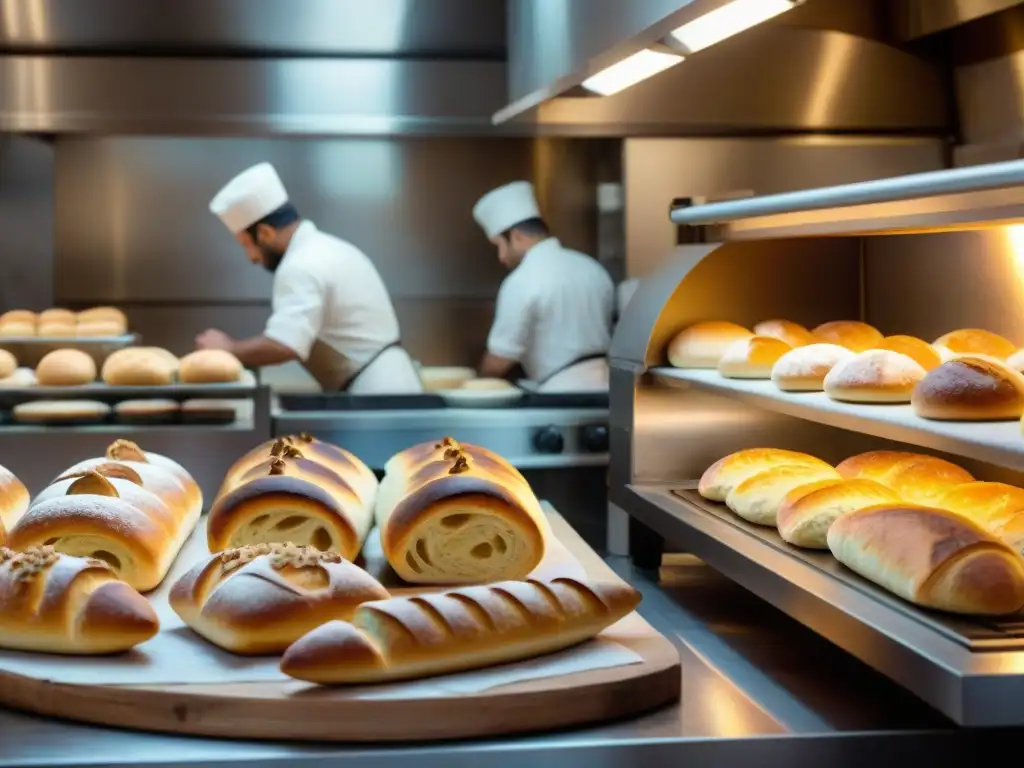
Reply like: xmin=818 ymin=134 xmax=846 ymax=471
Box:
xmin=209 ymin=162 xmax=290 ymax=234
xmin=472 ymin=181 xmax=541 ymax=239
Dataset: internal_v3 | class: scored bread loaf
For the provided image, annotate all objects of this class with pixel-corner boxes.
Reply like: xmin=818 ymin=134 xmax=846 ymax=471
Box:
xmin=835 ymin=450 xmax=973 ymax=507
xmin=667 ymin=321 xmax=752 ymax=368
xmin=939 ymin=482 xmax=1024 ymax=555
xmin=698 ymin=447 xmax=834 ymax=502
xmin=828 ymin=505 xmax=1024 ymax=615
xmin=0 ymin=464 xmax=30 ymax=546
xmin=934 ymin=329 xmax=1016 ymax=360
xmin=770 ymin=343 xmax=855 ymax=391
xmin=375 ymin=437 xmax=548 ymax=584
xmin=776 ymin=478 xmax=901 ymax=549
xmin=170 ymin=543 xmax=389 ymax=655
xmin=7 ymin=472 xmax=186 ymax=592
xmin=725 ymin=464 xmax=842 ymax=526
xmin=178 ymin=349 xmax=243 ymax=384
xmin=873 ymin=335 xmax=942 ymax=372
xmin=35 ymin=349 xmax=97 ymax=386
xmin=753 ymin=319 xmax=814 ymax=348
xmin=836 ymin=450 xmax=967 ymax=483
xmin=0 ymin=546 xmax=159 ymax=654
xmin=280 ymin=576 xmax=640 ymax=685
xmin=101 ymin=347 xmax=175 ymax=386
xmin=812 ymin=321 xmax=883 ymax=353
xmin=717 ymin=336 xmax=792 ymax=379
xmin=207 ymin=452 xmax=375 ymax=559
xmin=912 ymin=355 xmax=1024 ymax=420
xmin=823 ymin=350 xmax=926 ymax=403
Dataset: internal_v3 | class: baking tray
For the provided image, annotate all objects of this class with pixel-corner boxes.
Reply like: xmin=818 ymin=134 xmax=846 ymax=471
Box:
xmin=276 ymin=391 xmax=608 ymax=412
xmin=0 ymin=334 xmax=140 ymax=368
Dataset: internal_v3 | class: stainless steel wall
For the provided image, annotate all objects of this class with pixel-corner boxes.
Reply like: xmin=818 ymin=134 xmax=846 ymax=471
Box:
xmin=0 ymin=135 xmax=53 ymax=311
xmin=53 ymin=136 xmax=613 ymax=367
xmin=622 ymin=136 xmax=948 ymax=278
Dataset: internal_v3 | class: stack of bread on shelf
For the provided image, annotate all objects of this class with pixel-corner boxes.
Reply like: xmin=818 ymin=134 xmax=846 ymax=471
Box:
xmin=667 ymin=319 xmax=1024 ymax=429
xmin=698 ymin=446 xmax=1024 ymax=615
xmin=0 ymin=306 xmax=129 ymax=339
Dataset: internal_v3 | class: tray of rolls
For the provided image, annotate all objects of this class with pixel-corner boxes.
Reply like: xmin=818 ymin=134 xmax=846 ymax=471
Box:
xmin=686 ymin=446 xmax=1024 ymax=645
xmin=0 ymin=307 xmax=138 ymax=367
xmin=0 ymin=434 xmax=678 ymax=741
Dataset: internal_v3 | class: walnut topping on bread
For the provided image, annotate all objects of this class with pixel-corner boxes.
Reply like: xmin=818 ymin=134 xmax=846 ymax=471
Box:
xmin=449 ymin=454 xmax=470 ymax=474
xmin=218 ymin=542 xmax=346 ymax=573
xmin=1 ymin=545 xmax=93 ymax=580
xmin=57 ymin=462 xmax=144 ymax=486
xmin=107 ymin=439 xmax=148 ymax=463
xmin=268 ymin=458 xmax=287 ymax=476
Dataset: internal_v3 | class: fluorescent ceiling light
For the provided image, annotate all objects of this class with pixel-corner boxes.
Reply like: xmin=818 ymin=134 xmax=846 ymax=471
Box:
xmin=582 ymin=49 xmax=684 ymax=96
xmin=670 ymin=0 xmax=796 ymax=53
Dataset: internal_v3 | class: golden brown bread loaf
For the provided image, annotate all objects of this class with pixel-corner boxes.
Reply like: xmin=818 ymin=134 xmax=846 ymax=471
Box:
xmin=667 ymin=321 xmax=753 ymax=368
xmin=874 ymin=335 xmax=941 ymax=371
xmin=934 ymin=329 xmax=1016 ymax=360
xmin=698 ymin=448 xmax=835 ymax=502
xmin=912 ymin=355 xmax=1024 ymax=420
xmin=0 ymin=546 xmax=159 ymax=654
xmin=0 ymin=349 xmax=16 ymax=380
xmin=725 ymin=464 xmax=841 ymax=526
xmin=939 ymin=482 xmax=1024 ymax=555
xmin=770 ymin=343 xmax=855 ymax=391
xmin=0 ymin=464 xmax=30 ymax=547
xmin=776 ymin=478 xmax=901 ymax=549
xmin=836 ymin=450 xmax=963 ymax=483
xmin=35 ymin=349 xmax=97 ymax=386
xmin=8 ymin=472 xmax=187 ymax=592
xmin=101 ymin=347 xmax=175 ymax=386
xmin=207 ymin=453 xmax=375 ymax=559
xmin=0 ymin=309 xmax=34 ymax=327
xmin=170 ymin=543 xmax=389 ymax=655
xmin=77 ymin=306 xmax=128 ymax=332
xmin=835 ymin=450 xmax=973 ymax=507
xmin=753 ymin=319 xmax=814 ymax=348
xmin=280 ymin=577 xmax=640 ymax=685
xmin=811 ymin=321 xmax=883 ymax=353
xmin=38 ymin=308 xmax=76 ymax=327
xmin=76 ymin=321 xmax=123 ymax=338
xmin=823 ymin=350 xmax=926 ymax=403
xmin=717 ymin=336 xmax=792 ymax=379
xmin=375 ymin=437 xmax=548 ymax=584
xmin=827 ymin=504 xmax=1024 ymax=615
xmin=178 ymin=349 xmax=243 ymax=383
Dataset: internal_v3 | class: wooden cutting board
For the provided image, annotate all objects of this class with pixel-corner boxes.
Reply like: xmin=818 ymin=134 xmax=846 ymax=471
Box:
xmin=0 ymin=512 xmax=681 ymax=742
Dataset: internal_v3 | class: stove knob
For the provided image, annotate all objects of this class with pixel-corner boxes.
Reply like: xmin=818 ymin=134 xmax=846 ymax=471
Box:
xmin=580 ymin=423 xmax=609 ymax=453
xmin=533 ymin=425 xmax=565 ymax=454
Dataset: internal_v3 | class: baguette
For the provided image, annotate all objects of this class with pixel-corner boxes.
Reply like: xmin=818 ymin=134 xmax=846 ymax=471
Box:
xmin=280 ymin=576 xmax=640 ymax=685
xmin=0 ymin=545 xmax=159 ymax=654
xmin=827 ymin=504 xmax=1024 ymax=615
xmin=8 ymin=472 xmax=186 ymax=592
xmin=170 ymin=542 xmax=389 ymax=655
xmin=374 ymin=437 xmax=548 ymax=584
xmin=0 ymin=463 xmax=30 ymax=546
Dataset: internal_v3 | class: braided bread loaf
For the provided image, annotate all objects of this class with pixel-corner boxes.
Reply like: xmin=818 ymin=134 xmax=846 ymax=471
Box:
xmin=0 ymin=545 xmax=159 ymax=653
xmin=280 ymin=576 xmax=640 ymax=684
xmin=375 ymin=437 xmax=548 ymax=584
xmin=170 ymin=542 xmax=389 ymax=654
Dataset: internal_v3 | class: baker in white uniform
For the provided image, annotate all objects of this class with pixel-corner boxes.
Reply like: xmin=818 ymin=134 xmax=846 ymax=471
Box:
xmin=472 ymin=181 xmax=614 ymax=392
xmin=198 ymin=162 xmax=423 ymax=394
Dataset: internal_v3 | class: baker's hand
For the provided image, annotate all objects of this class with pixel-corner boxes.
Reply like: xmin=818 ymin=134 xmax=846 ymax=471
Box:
xmin=195 ymin=329 xmax=235 ymax=352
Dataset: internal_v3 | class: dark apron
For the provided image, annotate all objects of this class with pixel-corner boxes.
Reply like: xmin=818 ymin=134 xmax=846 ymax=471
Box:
xmin=537 ymin=352 xmax=607 ymax=386
xmin=303 ymin=339 xmax=402 ymax=393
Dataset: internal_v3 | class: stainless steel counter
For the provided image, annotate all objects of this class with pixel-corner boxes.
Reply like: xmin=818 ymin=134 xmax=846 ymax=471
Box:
xmin=0 ymin=550 xmax=997 ymax=767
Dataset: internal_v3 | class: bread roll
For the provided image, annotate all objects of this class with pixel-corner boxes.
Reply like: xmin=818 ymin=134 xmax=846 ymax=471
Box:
xmin=76 ymin=321 xmax=123 ymax=338
xmin=725 ymin=464 xmax=842 ymax=526
xmin=836 ymin=450 xmax=963 ymax=483
xmin=812 ymin=321 xmax=883 ymax=352
xmin=912 ymin=355 xmax=1024 ymax=420
xmin=37 ymin=322 xmax=77 ymax=338
xmin=938 ymin=482 xmax=1024 ymax=555
xmin=874 ymin=335 xmax=941 ymax=371
xmin=462 ymin=378 xmax=514 ymax=391
xmin=13 ymin=400 xmax=110 ymax=424
xmin=280 ymin=577 xmax=640 ymax=685
xmin=0 ymin=309 xmax=34 ymax=326
xmin=141 ymin=347 xmax=180 ymax=374
xmin=0 ymin=320 xmax=34 ymax=337
xmin=0 ymin=464 xmax=30 ymax=546
xmin=178 ymin=349 xmax=243 ymax=384
xmin=934 ymin=329 xmax=1016 ymax=360
xmin=38 ymin=308 xmax=76 ymax=326
xmin=170 ymin=543 xmax=389 ymax=655
xmin=770 ymin=343 xmax=855 ymax=391
xmin=0 ymin=546 xmax=159 ymax=654
xmin=828 ymin=505 xmax=1024 ymax=615
xmin=419 ymin=366 xmax=475 ymax=391
xmin=8 ymin=473 xmax=184 ymax=592
xmin=77 ymin=306 xmax=127 ymax=330
xmin=667 ymin=321 xmax=753 ymax=368
xmin=717 ymin=336 xmax=792 ymax=379
xmin=753 ymin=319 xmax=814 ymax=348
xmin=823 ymin=350 xmax=926 ymax=403
xmin=207 ymin=453 xmax=375 ymax=559
xmin=0 ymin=349 xmax=16 ymax=380
xmin=777 ymin=478 xmax=901 ymax=549
xmin=101 ymin=347 xmax=175 ymax=386
xmin=375 ymin=437 xmax=547 ymax=584
xmin=114 ymin=399 xmax=180 ymax=424
xmin=217 ymin=434 xmax=378 ymax=513
xmin=36 ymin=349 xmax=97 ymax=386
xmin=698 ymin=447 xmax=834 ymax=502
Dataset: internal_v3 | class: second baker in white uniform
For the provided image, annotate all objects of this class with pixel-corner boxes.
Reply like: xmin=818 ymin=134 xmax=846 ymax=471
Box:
xmin=199 ymin=162 xmax=422 ymax=394
xmin=473 ymin=181 xmax=614 ymax=392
